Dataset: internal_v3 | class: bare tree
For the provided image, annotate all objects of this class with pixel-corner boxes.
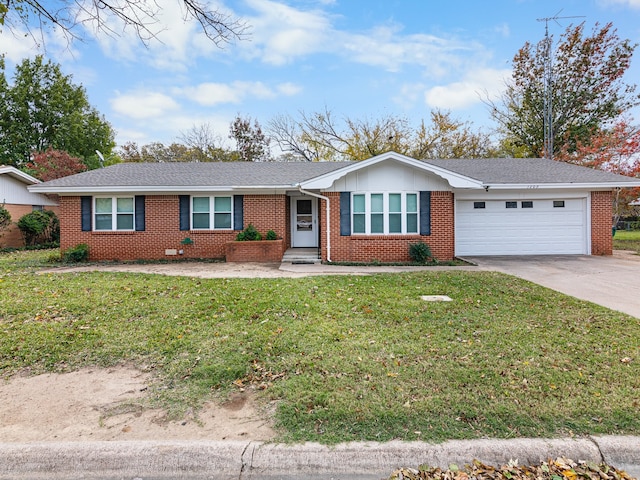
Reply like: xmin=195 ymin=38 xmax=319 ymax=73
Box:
xmin=1 ymin=0 xmax=248 ymax=47
xmin=178 ymin=123 xmax=226 ymax=162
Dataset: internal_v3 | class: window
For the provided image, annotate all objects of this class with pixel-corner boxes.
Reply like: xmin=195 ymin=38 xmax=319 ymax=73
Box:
xmin=192 ymin=196 xmax=232 ymax=230
xmin=351 ymin=192 xmax=419 ymax=235
xmin=32 ymin=205 xmax=44 ymax=212
xmin=94 ymin=197 xmax=134 ymax=231
xmin=474 ymin=202 xmax=486 ymax=209
xmin=521 ymin=201 xmax=533 ymax=208
xmin=505 ymin=201 xmax=517 ymax=209
xmin=553 ymin=200 xmax=565 ymax=208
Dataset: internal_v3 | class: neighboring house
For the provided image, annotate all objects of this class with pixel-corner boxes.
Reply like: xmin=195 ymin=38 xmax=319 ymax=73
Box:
xmin=28 ymin=152 xmax=640 ymax=262
xmin=0 ymin=166 xmax=59 ymax=248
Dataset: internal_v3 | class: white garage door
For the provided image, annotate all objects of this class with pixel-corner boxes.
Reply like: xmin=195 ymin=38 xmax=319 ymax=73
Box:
xmin=455 ymin=198 xmax=587 ymax=256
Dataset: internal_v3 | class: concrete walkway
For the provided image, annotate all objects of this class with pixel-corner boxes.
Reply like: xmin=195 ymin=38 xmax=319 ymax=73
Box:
xmin=464 ymin=251 xmax=640 ymax=318
xmin=1 ymin=436 xmax=638 ymax=480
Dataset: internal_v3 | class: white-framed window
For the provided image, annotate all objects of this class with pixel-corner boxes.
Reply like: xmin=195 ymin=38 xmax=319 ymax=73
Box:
xmin=352 ymin=192 xmax=418 ymax=235
xmin=192 ymin=196 xmax=232 ymax=230
xmin=94 ymin=197 xmax=134 ymax=231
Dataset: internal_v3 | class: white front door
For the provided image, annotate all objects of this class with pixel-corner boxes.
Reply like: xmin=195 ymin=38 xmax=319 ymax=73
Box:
xmin=291 ymin=197 xmax=318 ymax=247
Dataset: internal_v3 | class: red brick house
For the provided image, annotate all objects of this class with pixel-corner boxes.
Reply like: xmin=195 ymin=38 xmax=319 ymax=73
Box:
xmin=28 ymin=152 xmax=640 ymax=262
xmin=0 ymin=166 xmax=59 ymax=248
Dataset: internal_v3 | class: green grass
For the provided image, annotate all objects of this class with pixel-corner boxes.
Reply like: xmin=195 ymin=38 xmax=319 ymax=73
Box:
xmin=613 ymin=229 xmax=640 ymax=254
xmin=1 ymin=250 xmax=638 ymax=444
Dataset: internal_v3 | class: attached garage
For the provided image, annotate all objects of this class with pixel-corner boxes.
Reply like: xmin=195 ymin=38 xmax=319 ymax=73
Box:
xmin=455 ymin=196 xmax=588 ymax=256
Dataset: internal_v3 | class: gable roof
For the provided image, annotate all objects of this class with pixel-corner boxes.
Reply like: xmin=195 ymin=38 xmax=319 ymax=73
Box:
xmin=0 ymin=165 xmax=42 ymax=185
xmin=28 ymin=152 xmax=640 ymax=195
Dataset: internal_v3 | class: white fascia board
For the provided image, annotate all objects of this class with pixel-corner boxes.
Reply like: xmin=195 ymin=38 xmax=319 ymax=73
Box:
xmin=28 ymin=185 xmax=294 ymax=195
xmin=299 ymin=152 xmax=484 ymax=189
xmin=484 ymin=181 xmax=640 ymax=190
xmin=0 ymin=166 xmax=41 ymax=185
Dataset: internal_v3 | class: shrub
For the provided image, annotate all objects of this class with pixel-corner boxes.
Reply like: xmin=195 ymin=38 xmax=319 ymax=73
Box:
xmin=0 ymin=205 xmax=11 ymax=234
xmin=17 ymin=210 xmax=60 ymax=246
xmin=236 ymin=223 xmax=262 ymax=241
xmin=409 ymin=242 xmax=434 ymax=264
xmin=265 ymin=229 xmax=278 ymax=240
xmin=62 ymin=243 xmax=89 ymax=263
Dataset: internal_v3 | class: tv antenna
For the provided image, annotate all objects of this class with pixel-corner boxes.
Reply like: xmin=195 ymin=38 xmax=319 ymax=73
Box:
xmin=536 ymin=11 xmax=585 ymax=159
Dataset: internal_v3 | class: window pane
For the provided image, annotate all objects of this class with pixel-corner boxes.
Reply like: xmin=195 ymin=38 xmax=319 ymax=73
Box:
xmin=193 ymin=213 xmax=209 ymax=229
xmin=353 ymin=194 xmax=365 ymax=213
xmin=389 ymin=194 xmax=401 ymax=212
xmin=117 ymin=214 xmax=134 ymax=230
xmin=474 ymin=202 xmax=485 ymax=209
xmin=193 ymin=197 xmax=209 ymax=213
xmin=407 ymin=213 xmax=418 ymax=233
xmin=506 ymin=201 xmax=517 ymax=209
xmin=371 ymin=194 xmax=383 ymax=212
xmin=95 ymin=214 xmax=112 ymax=230
xmin=214 ymin=213 xmax=232 ymax=229
xmin=214 ymin=197 xmax=231 ymax=212
xmin=296 ymin=199 xmax=312 ymax=215
xmin=95 ymin=198 xmax=112 ymax=214
xmin=353 ymin=214 xmax=365 ymax=233
xmin=371 ymin=213 xmax=384 ymax=233
xmin=117 ymin=197 xmax=133 ymax=213
xmin=522 ymin=201 xmax=533 ymax=208
xmin=389 ymin=213 xmax=402 ymax=233
xmin=406 ymin=194 xmax=417 ymax=213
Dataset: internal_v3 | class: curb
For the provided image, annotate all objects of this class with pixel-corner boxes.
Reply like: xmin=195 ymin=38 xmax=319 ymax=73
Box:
xmin=0 ymin=436 xmax=637 ymax=480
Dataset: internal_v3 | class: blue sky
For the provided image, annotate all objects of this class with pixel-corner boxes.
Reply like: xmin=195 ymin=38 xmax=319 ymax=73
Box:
xmin=2 ymin=0 xmax=640 ymax=152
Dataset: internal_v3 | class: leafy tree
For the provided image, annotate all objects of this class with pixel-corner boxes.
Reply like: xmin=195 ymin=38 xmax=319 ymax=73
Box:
xmin=268 ymin=108 xmax=495 ymax=161
xmin=229 ymin=115 xmax=271 ymax=162
xmin=0 ymin=0 xmax=247 ymax=48
xmin=118 ymin=140 xmax=237 ymax=163
xmin=489 ymin=22 xmax=639 ymax=158
xmin=556 ymin=118 xmax=640 ymax=221
xmin=0 ymin=56 xmax=116 ymax=169
xmin=26 ymin=147 xmax=87 ymax=181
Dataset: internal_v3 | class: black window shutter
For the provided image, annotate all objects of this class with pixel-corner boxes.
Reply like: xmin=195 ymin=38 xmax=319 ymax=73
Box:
xmin=340 ymin=192 xmax=351 ymax=236
xmin=179 ymin=195 xmax=190 ymax=231
xmin=233 ymin=195 xmax=244 ymax=231
xmin=81 ymin=196 xmax=92 ymax=231
xmin=420 ymin=191 xmax=431 ymax=236
xmin=134 ymin=196 xmax=145 ymax=231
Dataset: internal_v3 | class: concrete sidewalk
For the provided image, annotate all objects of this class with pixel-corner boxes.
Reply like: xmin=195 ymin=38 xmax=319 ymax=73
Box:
xmin=0 ymin=436 xmax=638 ymax=480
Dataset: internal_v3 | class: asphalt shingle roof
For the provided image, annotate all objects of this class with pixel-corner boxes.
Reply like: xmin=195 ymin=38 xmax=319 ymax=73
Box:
xmin=423 ymin=158 xmax=640 ymax=185
xmin=37 ymin=161 xmax=353 ymax=188
xmin=32 ymin=157 xmax=639 ymax=191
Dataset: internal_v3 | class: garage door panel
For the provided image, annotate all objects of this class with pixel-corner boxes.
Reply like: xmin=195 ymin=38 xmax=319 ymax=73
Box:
xmin=455 ymin=198 xmax=587 ymax=256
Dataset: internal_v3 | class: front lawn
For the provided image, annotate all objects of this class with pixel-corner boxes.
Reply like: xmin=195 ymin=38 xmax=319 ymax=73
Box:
xmin=613 ymin=229 xmax=640 ymax=254
xmin=1 ymin=250 xmax=638 ymax=444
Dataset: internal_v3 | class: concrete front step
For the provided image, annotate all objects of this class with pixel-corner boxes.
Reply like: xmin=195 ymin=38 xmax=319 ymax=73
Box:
xmin=281 ymin=248 xmax=322 ymax=264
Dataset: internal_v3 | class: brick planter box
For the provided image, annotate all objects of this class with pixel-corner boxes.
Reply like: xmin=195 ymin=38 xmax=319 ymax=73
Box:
xmin=225 ymin=239 xmax=285 ymax=263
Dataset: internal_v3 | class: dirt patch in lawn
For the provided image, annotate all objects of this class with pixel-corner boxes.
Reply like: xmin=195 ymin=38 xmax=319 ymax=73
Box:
xmin=0 ymin=366 xmax=276 ymax=442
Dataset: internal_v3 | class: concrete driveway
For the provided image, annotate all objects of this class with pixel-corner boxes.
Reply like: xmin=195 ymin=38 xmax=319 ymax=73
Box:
xmin=465 ymin=251 xmax=640 ymax=319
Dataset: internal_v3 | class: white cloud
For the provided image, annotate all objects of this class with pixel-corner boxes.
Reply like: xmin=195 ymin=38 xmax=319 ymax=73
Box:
xmin=111 ymin=91 xmax=181 ymax=119
xmin=239 ymin=0 xmax=334 ymax=65
xmin=177 ymin=80 xmax=301 ymax=106
xmin=424 ymin=68 xmax=511 ymax=110
xmin=599 ymin=0 xmax=640 ymax=8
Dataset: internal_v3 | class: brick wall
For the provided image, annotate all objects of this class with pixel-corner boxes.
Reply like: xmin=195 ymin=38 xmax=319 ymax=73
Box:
xmin=59 ymin=195 xmax=290 ymax=261
xmin=591 ymin=191 xmax=613 ymax=255
xmin=1 ymin=204 xmax=60 ymax=248
xmin=320 ymin=191 xmax=455 ymax=262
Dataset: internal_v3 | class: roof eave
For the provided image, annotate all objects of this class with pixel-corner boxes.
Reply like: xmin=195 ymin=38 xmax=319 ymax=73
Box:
xmin=27 ymin=184 xmax=296 ymax=194
xmin=484 ymin=181 xmax=640 ymax=190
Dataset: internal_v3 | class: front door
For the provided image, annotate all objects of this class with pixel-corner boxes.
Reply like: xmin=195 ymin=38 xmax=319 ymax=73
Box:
xmin=291 ymin=197 xmax=318 ymax=247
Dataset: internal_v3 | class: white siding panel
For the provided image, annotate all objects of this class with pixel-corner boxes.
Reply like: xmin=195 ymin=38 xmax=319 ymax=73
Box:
xmin=456 ymin=198 xmax=587 ymax=256
xmin=0 ymin=175 xmax=57 ymax=206
xmin=326 ymin=160 xmax=451 ymax=192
